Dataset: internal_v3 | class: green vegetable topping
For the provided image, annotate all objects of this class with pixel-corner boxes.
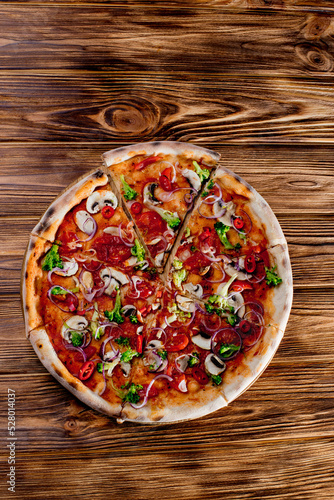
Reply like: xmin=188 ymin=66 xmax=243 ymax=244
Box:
xmin=173 ymin=258 xmax=183 ymax=270
xmin=131 ymin=238 xmax=146 ymax=263
xmin=265 ymin=265 xmax=282 ymax=287
xmin=97 ymin=361 xmax=119 ymax=374
xmin=172 ymin=268 xmax=188 ymax=288
xmin=120 ymin=348 xmax=139 ymax=363
xmin=129 ymin=312 xmax=138 ymax=324
xmin=188 ymin=353 xmax=199 ymax=367
xmin=219 ymin=343 xmax=240 ymax=358
xmin=120 ymin=175 xmax=138 ymax=201
xmin=115 ymin=336 xmax=130 ymax=346
xmin=239 ymin=231 xmax=247 ymax=242
xmin=51 ymin=286 xmax=79 ymax=295
xmin=201 ymin=179 xmax=215 ymax=197
xmin=157 ymin=349 xmax=168 ymax=360
xmin=104 ymin=289 xmax=124 ymax=324
xmin=184 ymin=227 xmax=191 ymax=238
xmin=71 ymin=332 xmax=83 ymax=347
xmin=42 ymin=244 xmax=63 ymax=271
xmin=211 ymin=374 xmax=222 ymax=386
xmin=193 ymin=160 xmax=210 ymax=183
xmin=122 ymin=383 xmax=143 ymax=404
xmin=214 ymin=222 xmax=234 ymax=250
xmin=160 ymin=209 xmax=180 ymax=229
xmin=190 ymin=245 xmax=197 ymax=253
xmin=145 ymin=267 xmax=157 ymax=277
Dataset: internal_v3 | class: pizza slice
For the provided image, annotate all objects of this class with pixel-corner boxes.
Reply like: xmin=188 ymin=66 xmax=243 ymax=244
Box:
xmin=102 ymin=142 xmax=220 ymax=271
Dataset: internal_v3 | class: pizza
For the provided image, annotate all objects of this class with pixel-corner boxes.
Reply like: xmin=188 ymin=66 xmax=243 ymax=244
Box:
xmin=22 ymin=141 xmax=293 ymax=424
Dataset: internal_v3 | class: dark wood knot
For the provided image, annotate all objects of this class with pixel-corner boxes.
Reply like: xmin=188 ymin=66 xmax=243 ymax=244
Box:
xmin=303 ymin=14 xmax=332 ymax=40
xmin=64 ymin=417 xmax=78 ymax=434
xmin=295 ymin=42 xmax=333 ymax=72
xmin=104 ymin=97 xmax=160 ymax=137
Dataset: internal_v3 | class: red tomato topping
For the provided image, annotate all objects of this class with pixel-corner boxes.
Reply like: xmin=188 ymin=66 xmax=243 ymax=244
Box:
xmin=131 ymin=202 xmax=142 ymax=215
xmin=192 ymin=367 xmax=209 ymax=385
xmin=78 ymin=361 xmax=95 ymax=381
xmin=166 ymin=333 xmax=189 ymax=352
xmin=160 ymin=175 xmax=172 ymax=192
xmin=139 ymin=383 xmax=159 ymax=399
xmin=234 ymin=217 xmax=244 ymax=229
xmin=83 ymin=346 xmax=97 ymax=360
xmin=135 ymin=155 xmax=161 ymax=170
xmin=101 ymin=206 xmax=115 ymax=219
xmin=244 ymin=254 xmax=256 ymax=273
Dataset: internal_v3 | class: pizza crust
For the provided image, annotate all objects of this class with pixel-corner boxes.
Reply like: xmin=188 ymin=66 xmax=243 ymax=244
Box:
xmin=102 ymin=141 xmax=220 ymax=168
xmin=31 ymin=169 xmax=109 ymax=242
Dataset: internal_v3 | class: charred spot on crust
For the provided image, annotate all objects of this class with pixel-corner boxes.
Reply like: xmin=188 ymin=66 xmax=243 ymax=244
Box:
xmin=29 ymin=240 xmax=36 ymax=251
xmin=45 ymin=206 xmax=55 ymax=219
xmin=94 ymin=170 xmax=104 ymax=178
xmin=69 ymin=380 xmax=78 ymax=389
xmin=25 ymin=271 xmax=28 ymax=279
xmin=54 ymin=367 xmax=62 ymax=377
xmin=25 ymin=305 xmax=29 ymax=311
xmin=38 ymin=344 xmax=42 ymax=348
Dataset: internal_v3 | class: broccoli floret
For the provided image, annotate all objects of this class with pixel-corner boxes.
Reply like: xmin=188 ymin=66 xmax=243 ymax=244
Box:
xmin=214 ymin=222 xmax=234 ymax=250
xmin=205 ymin=302 xmax=215 ymax=314
xmin=120 ymin=348 xmax=139 ymax=363
xmin=162 ymin=210 xmax=180 ymax=229
xmin=184 ymin=227 xmax=191 ymax=238
xmin=211 ymin=374 xmax=222 ymax=386
xmin=201 ymin=179 xmax=215 ymax=197
xmin=122 ymin=383 xmax=143 ymax=404
xmin=97 ymin=361 xmax=118 ymax=374
xmin=188 ymin=352 xmax=199 ymax=367
xmin=157 ymin=349 xmax=168 ymax=360
xmin=42 ymin=244 xmax=63 ymax=271
xmin=131 ymin=238 xmax=145 ymax=263
xmin=226 ymin=313 xmax=238 ymax=327
xmin=120 ymin=175 xmax=138 ymax=201
xmin=104 ymin=289 xmax=124 ymax=324
xmin=129 ymin=312 xmax=138 ymax=324
xmin=173 ymin=258 xmax=183 ymax=270
xmin=219 ymin=343 xmax=240 ymax=358
xmin=115 ymin=336 xmax=130 ymax=346
xmin=172 ymin=268 xmax=188 ymax=288
xmin=193 ymin=161 xmax=210 ymax=183
xmin=51 ymin=286 xmax=67 ymax=295
xmin=265 ymin=265 xmax=283 ymax=287
xmin=71 ymin=332 xmax=83 ymax=347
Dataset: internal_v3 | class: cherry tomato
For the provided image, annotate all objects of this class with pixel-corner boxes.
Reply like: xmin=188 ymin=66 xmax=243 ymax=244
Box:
xmin=160 ymin=175 xmax=172 ymax=192
xmin=166 ymin=333 xmax=189 ymax=352
xmin=234 ymin=217 xmax=244 ymax=229
xmin=230 ymin=280 xmax=253 ymax=292
xmin=131 ymin=202 xmax=142 ymax=215
xmin=244 ymin=254 xmax=256 ymax=273
xmin=135 ymin=155 xmax=161 ymax=170
xmin=101 ymin=206 xmax=115 ymax=219
xmin=78 ymin=361 xmax=95 ymax=381
xmin=239 ymin=320 xmax=251 ymax=334
xmin=192 ymin=367 xmax=209 ymax=385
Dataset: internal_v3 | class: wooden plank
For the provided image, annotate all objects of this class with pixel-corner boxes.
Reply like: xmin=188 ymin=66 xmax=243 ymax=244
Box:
xmin=0 ymin=7 xmax=333 ymax=76
xmin=2 ymin=75 xmax=334 ymax=144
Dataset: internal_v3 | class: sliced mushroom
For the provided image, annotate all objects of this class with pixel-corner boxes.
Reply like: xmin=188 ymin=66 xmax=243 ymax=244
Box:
xmin=182 ymin=168 xmax=201 ymax=191
xmin=155 ymin=252 xmax=164 ymax=267
xmin=124 ymin=256 xmax=138 ymax=267
xmin=81 ymin=270 xmax=94 ymax=290
xmin=106 ymin=357 xmax=121 ymax=377
xmin=182 ymin=282 xmax=203 ymax=299
xmin=175 ymin=355 xmax=190 ymax=373
xmin=120 ymin=362 xmax=131 ymax=378
xmin=143 ymin=183 xmax=161 ymax=205
xmin=75 ymin=210 xmax=95 ymax=235
xmin=224 ymin=257 xmax=249 ymax=281
xmin=146 ymin=339 xmax=164 ymax=350
xmin=61 ymin=316 xmax=88 ymax=341
xmin=227 ymin=292 xmax=245 ymax=318
xmin=86 ymin=190 xmax=118 ymax=214
xmin=191 ymin=331 xmax=211 ymax=350
xmin=176 ymin=294 xmax=195 ymax=313
xmin=213 ymin=200 xmax=236 ymax=226
xmin=55 ymin=259 xmax=78 ymax=277
xmin=205 ymin=353 xmax=226 ymax=376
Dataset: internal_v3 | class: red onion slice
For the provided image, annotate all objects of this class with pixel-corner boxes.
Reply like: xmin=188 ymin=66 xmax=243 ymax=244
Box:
xmin=204 ymin=262 xmax=226 ymax=283
xmin=156 ymin=187 xmax=197 ymax=203
xmin=202 ymin=183 xmax=223 ymax=205
xmin=62 ymin=339 xmax=87 ymax=362
xmin=231 ymin=209 xmax=253 ymax=235
xmin=150 ymin=327 xmax=167 ymax=344
xmin=118 ymin=223 xmax=135 ymax=247
xmin=76 ymin=217 xmax=97 ymax=243
xmin=47 ymin=286 xmax=79 ymax=313
xmin=129 ymin=374 xmax=173 ymax=409
xmin=211 ymin=328 xmax=242 ymax=361
xmin=198 ymin=202 xmax=226 ymax=219
xmin=201 ymin=314 xmax=222 ymax=333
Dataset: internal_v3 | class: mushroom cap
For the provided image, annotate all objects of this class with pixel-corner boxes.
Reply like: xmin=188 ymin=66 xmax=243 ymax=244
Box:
xmin=86 ymin=190 xmax=118 ymax=214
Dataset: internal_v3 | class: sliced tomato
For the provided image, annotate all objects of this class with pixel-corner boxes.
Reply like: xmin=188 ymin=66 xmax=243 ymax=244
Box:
xmin=170 ymin=373 xmax=187 ymax=393
xmin=258 ymin=249 xmax=270 ymax=268
xmin=198 ymin=227 xmax=212 ymax=242
xmin=58 ymin=231 xmax=79 ymax=255
xmin=78 ymin=361 xmax=95 ymax=381
xmin=135 ymin=155 xmax=161 ymax=170
xmin=192 ymin=367 xmax=209 ymax=385
xmin=231 ymin=280 xmax=253 ymax=292
xmin=166 ymin=333 xmax=189 ymax=352
xmin=83 ymin=260 xmax=102 ymax=272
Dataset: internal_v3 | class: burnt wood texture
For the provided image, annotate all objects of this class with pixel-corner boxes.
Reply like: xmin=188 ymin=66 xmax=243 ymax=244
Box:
xmin=1 ymin=1 xmax=334 ymax=499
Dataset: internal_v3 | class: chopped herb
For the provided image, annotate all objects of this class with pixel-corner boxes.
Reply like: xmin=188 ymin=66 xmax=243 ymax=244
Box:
xmin=184 ymin=227 xmax=191 ymax=238
xmin=115 ymin=336 xmax=130 ymax=346
xmin=211 ymin=374 xmax=222 ymax=386
xmin=145 ymin=267 xmax=157 ymax=277
xmin=51 ymin=286 xmax=79 ymax=295
xmin=239 ymin=231 xmax=247 ymax=242
xmin=42 ymin=244 xmax=63 ymax=271
xmin=120 ymin=175 xmax=138 ymax=201
xmin=129 ymin=312 xmax=138 ymax=324
xmin=265 ymin=265 xmax=283 ymax=287
xmin=234 ymin=242 xmax=242 ymax=251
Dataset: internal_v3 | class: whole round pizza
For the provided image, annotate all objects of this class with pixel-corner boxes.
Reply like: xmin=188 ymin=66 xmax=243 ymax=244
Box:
xmin=22 ymin=141 xmax=293 ymax=424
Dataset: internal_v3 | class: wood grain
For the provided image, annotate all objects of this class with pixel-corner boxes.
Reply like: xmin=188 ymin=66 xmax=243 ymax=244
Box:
xmin=1 ymin=1 xmax=334 ymax=499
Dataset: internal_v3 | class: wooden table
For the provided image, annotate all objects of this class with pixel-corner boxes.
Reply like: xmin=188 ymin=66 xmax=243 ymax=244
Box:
xmin=1 ymin=1 xmax=334 ymax=498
